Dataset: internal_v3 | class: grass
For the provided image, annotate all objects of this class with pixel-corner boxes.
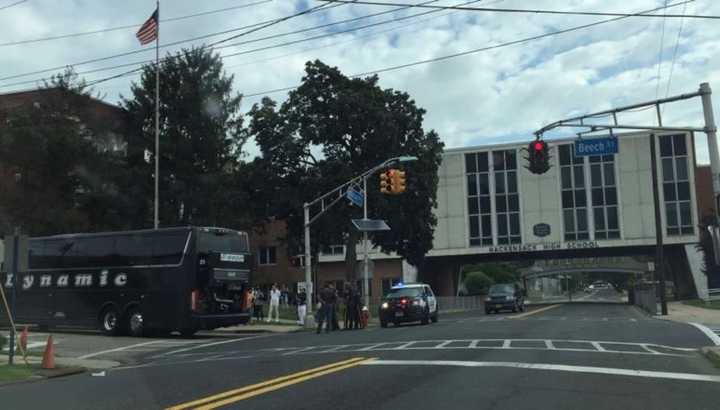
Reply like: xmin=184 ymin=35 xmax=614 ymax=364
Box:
xmin=0 ymin=364 xmax=34 ymax=382
xmin=683 ymin=299 xmax=720 ymax=310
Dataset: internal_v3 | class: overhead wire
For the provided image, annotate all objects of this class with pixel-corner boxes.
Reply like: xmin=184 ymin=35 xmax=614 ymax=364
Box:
xmin=0 ymin=0 xmax=455 ymax=88
xmin=315 ymin=0 xmax=719 ymax=20
xmin=0 ymin=0 xmax=27 ymax=12
xmin=0 ymin=1 xmax=342 ymax=82
xmin=656 ymin=0 xmax=669 ymax=98
xmin=241 ymin=1 xmax=689 ymax=98
xmin=0 ymin=0 xmax=272 ymax=47
xmin=664 ymin=2 xmax=688 ymax=98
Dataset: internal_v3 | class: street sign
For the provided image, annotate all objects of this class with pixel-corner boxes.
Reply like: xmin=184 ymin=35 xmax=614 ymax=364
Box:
xmin=346 ymin=187 xmax=364 ymax=207
xmin=352 ymin=219 xmax=391 ymax=232
xmin=533 ymin=223 xmax=551 ymax=237
xmin=575 ymin=136 xmax=619 ymax=157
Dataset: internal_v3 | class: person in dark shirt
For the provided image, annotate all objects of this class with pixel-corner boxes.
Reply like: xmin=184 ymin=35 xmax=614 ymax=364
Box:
xmin=316 ymin=283 xmax=337 ymax=334
xmin=296 ymin=289 xmax=307 ymax=326
xmin=346 ymin=286 xmax=361 ymax=330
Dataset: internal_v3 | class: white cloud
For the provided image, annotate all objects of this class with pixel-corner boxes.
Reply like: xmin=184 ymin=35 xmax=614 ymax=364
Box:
xmin=1 ymin=0 xmax=719 ymax=163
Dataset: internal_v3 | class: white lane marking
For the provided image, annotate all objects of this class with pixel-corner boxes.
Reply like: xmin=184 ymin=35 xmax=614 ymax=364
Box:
xmin=545 ymin=340 xmax=555 ymax=350
xmin=434 ymin=341 xmax=453 ymax=349
xmin=469 ymin=340 xmax=479 ymax=348
xmin=502 ymin=340 xmax=511 ymax=349
xmin=282 ymin=346 xmax=314 ymax=356
xmin=320 ymin=345 xmax=349 ymax=353
xmin=363 ymin=360 xmax=720 ymax=383
xmin=641 ymin=344 xmax=661 ymax=355
xmin=152 ymin=335 xmax=272 ymax=358
xmin=630 ymin=318 xmax=638 ymax=322
xmin=592 ymin=342 xmax=606 ymax=352
xmin=602 ymin=318 xmax=609 ymax=321
xmin=358 ymin=343 xmax=386 ymax=351
xmin=193 ymin=354 xmax=226 ymax=362
xmin=689 ymin=323 xmax=720 ymax=346
xmin=78 ymin=341 xmax=163 ymax=359
xmin=393 ymin=342 xmax=416 ymax=350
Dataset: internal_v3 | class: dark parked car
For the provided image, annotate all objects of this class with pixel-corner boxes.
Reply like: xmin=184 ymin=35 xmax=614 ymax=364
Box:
xmin=485 ymin=283 xmax=525 ymax=314
xmin=378 ymin=283 xmax=438 ymax=327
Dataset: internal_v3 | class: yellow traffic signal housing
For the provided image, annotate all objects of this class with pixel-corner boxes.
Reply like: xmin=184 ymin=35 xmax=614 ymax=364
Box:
xmin=392 ymin=170 xmax=406 ymax=194
xmin=380 ymin=170 xmax=392 ymax=194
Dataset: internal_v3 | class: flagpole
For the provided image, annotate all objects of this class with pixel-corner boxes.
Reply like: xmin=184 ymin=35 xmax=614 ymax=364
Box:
xmin=153 ymin=0 xmax=160 ymax=229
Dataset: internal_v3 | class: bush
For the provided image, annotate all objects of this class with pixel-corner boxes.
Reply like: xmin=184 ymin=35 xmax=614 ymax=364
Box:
xmin=464 ymin=271 xmax=494 ymax=295
xmin=0 ymin=333 xmax=6 ymax=352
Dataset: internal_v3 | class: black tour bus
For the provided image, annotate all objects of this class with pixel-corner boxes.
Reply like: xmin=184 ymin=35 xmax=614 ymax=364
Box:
xmin=0 ymin=226 xmax=252 ymax=337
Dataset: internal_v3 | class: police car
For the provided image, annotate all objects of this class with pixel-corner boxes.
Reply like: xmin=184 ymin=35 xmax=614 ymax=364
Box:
xmin=378 ymin=283 xmax=438 ymax=327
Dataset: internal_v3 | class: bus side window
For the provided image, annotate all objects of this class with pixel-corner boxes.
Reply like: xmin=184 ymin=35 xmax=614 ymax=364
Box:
xmin=152 ymin=231 xmax=187 ymax=265
xmin=115 ymin=234 xmax=152 ymax=266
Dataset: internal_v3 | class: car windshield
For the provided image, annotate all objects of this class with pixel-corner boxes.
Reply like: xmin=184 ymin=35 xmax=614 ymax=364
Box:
xmin=489 ymin=284 xmax=515 ymax=295
xmin=386 ymin=287 xmax=423 ymax=298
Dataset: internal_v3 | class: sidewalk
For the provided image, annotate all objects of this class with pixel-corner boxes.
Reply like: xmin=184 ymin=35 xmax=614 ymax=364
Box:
xmin=656 ymin=301 xmax=720 ymax=327
xmin=215 ymin=318 xmax=305 ymax=334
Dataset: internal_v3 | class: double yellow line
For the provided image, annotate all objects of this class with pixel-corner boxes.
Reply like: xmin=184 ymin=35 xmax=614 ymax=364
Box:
xmin=167 ymin=357 xmax=371 ymax=410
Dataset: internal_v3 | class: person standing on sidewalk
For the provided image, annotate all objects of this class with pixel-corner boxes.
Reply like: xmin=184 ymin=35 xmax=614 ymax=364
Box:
xmin=296 ymin=288 xmax=307 ymax=326
xmin=316 ymin=283 xmax=337 ymax=334
xmin=267 ymin=284 xmax=281 ymax=323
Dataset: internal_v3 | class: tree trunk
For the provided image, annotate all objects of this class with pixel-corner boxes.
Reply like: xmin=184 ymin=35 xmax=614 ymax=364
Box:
xmin=344 ymin=227 xmax=360 ymax=284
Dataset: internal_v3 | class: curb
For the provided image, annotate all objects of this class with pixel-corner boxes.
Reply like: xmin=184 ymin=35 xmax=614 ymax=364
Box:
xmin=701 ymin=346 xmax=720 ymax=368
xmin=37 ymin=366 xmax=87 ymax=379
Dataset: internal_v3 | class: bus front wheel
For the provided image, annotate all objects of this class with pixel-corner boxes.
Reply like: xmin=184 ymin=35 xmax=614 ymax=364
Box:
xmin=99 ymin=306 xmax=122 ymax=336
xmin=125 ymin=307 xmax=145 ymax=337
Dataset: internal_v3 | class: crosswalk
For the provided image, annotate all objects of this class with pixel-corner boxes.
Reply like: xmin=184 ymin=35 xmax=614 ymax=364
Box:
xmin=276 ymin=338 xmax=697 ymax=358
xmin=459 ymin=316 xmax=645 ymax=323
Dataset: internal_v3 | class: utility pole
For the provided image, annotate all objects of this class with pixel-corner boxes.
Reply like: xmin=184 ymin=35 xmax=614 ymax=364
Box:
xmin=649 ymin=134 xmax=668 ymax=316
xmin=700 ymin=83 xmax=720 ymax=219
xmin=362 ymin=175 xmax=370 ymax=310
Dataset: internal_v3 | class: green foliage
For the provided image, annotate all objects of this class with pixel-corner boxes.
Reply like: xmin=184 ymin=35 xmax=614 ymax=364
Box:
xmin=464 ymin=272 xmax=494 ymax=295
xmin=0 ymin=333 xmax=6 ymax=352
xmin=122 ymin=47 xmax=247 ymax=228
xmin=462 ymin=263 xmax=517 ymax=284
xmin=247 ymin=60 xmax=444 ymax=278
xmin=0 ymin=68 xmax=127 ymax=236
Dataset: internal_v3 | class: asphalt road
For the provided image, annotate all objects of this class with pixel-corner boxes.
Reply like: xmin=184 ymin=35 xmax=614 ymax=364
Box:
xmin=3 ymin=303 xmax=719 ymax=410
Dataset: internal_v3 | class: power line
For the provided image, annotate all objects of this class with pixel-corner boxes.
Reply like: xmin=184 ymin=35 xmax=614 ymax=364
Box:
xmin=0 ymin=2 xmax=341 ymax=82
xmin=0 ymin=0 xmax=272 ymax=48
xmin=664 ymin=2 xmax=688 ymax=98
xmin=243 ymin=1 xmax=688 ymax=98
xmin=0 ymin=0 xmax=27 ymax=12
xmin=0 ymin=0 xmax=447 ymax=87
xmin=656 ymin=0 xmax=669 ymax=98
xmin=316 ymin=0 xmax=720 ymax=20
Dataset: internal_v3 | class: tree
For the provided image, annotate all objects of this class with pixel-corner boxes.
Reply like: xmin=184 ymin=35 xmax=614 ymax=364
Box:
xmin=0 ymin=68 xmax=123 ymax=235
xmin=247 ymin=60 xmax=444 ymax=282
xmin=122 ymin=47 xmax=246 ymax=228
xmin=464 ymin=272 xmax=494 ymax=295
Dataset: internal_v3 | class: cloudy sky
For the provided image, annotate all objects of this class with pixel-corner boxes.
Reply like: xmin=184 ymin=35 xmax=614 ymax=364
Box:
xmin=1 ymin=0 xmax=719 ymax=162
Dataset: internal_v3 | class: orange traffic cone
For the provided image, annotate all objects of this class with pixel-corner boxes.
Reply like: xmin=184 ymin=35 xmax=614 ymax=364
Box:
xmin=19 ymin=326 xmax=28 ymax=352
xmin=41 ymin=335 xmax=55 ymax=369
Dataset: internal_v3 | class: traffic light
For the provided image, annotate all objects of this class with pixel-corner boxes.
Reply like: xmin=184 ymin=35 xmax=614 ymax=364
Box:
xmin=380 ymin=170 xmax=392 ymax=194
xmin=380 ymin=169 xmax=408 ymax=194
xmin=526 ymin=139 xmax=550 ymax=175
xmin=391 ymin=170 xmax=406 ymax=194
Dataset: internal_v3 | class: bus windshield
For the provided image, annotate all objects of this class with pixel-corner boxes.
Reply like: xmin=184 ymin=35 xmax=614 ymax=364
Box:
xmin=197 ymin=230 xmax=249 ymax=254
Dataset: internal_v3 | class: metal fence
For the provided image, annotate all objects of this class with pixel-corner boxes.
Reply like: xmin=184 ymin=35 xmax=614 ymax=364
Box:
xmin=633 ymin=285 xmax=658 ymax=315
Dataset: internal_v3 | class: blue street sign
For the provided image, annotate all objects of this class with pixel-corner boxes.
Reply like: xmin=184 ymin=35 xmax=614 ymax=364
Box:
xmin=346 ymin=187 xmax=364 ymax=207
xmin=575 ymin=136 xmax=619 ymax=157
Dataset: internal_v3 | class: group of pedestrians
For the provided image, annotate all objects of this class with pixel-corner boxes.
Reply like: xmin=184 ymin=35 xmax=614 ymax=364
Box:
xmin=248 ymin=284 xmax=283 ymax=323
xmin=316 ymin=282 xmax=363 ymax=333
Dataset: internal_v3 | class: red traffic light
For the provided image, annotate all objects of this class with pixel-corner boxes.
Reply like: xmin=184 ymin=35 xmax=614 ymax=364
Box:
xmin=534 ymin=141 xmax=544 ymax=152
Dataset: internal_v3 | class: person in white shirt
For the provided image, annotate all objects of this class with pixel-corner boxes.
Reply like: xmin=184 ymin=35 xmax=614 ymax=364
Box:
xmin=267 ymin=284 xmax=281 ymax=323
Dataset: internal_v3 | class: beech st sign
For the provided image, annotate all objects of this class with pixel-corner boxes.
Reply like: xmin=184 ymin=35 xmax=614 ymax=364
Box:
xmin=575 ymin=137 xmax=619 ymax=157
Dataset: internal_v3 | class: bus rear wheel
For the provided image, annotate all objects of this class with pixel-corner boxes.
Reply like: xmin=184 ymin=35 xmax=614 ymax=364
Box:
xmin=180 ymin=328 xmax=198 ymax=338
xmin=100 ymin=306 xmax=121 ymax=336
xmin=125 ymin=307 xmax=145 ymax=337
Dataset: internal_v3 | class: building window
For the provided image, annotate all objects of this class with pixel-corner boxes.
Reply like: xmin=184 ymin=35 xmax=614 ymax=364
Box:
xmin=559 ymin=145 xmax=589 ymax=241
xmin=493 ymin=150 xmax=520 ymax=244
xmin=258 ymin=246 xmax=277 ymax=265
xmin=660 ymin=134 xmax=693 ymax=235
xmin=322 ymin=245 xmax=345 ymax=255
xmin=466 ymin=152 xmax=493 ymax=246
xmin=590 ymin=154 xmax=620 ymax=240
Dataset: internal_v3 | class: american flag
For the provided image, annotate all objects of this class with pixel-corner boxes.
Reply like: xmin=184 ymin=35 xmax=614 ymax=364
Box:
xmin=136 ymin=9 xmax=158 ymax=45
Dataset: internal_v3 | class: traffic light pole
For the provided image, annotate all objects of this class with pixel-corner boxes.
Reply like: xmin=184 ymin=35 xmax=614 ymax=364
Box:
xmin=362 ymin=175 xmax=370 ymax=310
xmin=302 ymin=155 xmax=417 ymax=328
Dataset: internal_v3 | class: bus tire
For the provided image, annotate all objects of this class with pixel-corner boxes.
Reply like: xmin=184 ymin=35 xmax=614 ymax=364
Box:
xmin=180 ymin=328 xmax=198 ymax=338
xmin=99 ymin=306 xmax=122 ymax=336
xmin=125 ymin=307 xmax=145 ymax=337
